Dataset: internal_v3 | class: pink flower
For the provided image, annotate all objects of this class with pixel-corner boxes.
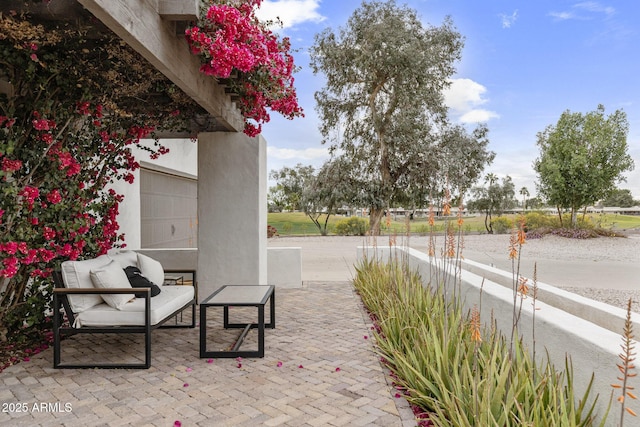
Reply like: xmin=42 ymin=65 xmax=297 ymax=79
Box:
xmin=1 ymin=158 xmax=22 ymax=172
xmin=20 ymin=186 xmax=39 ymax=209
xmin=2 ymin=242 xmax=18 ymax=254
xmin=30 ymin=53 xmax=38 ymax=62
xmin=46 ymin=189 xmax=62 ymax=204
xmin=32 ymin=119 xmax=49 ymax=130
xmin=43 ymin=227 xmax=56 ymax=240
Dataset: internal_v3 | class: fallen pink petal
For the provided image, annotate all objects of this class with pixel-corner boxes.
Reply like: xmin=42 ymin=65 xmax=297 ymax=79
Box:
xmin=335 ymin=367 xmax=341 ymax=372
xmin=298 ymin=365 xmax=304 ymax=368
xmin=174 ymin=422 xmax=182 ymax=427
xmin=183 ymin=383 xmax=189 ymax=387
xmin=207 ymin=359 xmax=213 ymax=364
xmin=186 ymin=367 xmax=192 ymax=372
xmin=395 ymin=393 xmax=402 ymax=398
xmin=277 ymin=361 xmax=283 ymax=367
xmin=237 ymin=363 xmax=242 ymax=368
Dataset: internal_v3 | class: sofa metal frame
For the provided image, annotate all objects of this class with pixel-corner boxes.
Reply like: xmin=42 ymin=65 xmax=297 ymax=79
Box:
xmin=52 ymin=270 xmax=196 ymax=369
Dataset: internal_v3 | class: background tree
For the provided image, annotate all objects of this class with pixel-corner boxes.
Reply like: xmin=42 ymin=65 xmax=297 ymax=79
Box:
xmin=301 ymin=157 xmax=356 ymax=235
xmin=268 ymin=164 xmax=315 ymax=211
xmin=533 ymin=105 xmax=634 ymax=228
xmin=526 ymin=196 xmax=544 ymax=211
xmin=310 ymin=0 xmax=492 ymax=234
xmin=467 ymin=174 xmax=516 ymax=234
xmin=601 ymin=188 xmax=638 ymax=208
xmin=519 ymin=186 xmax=530 ymax=211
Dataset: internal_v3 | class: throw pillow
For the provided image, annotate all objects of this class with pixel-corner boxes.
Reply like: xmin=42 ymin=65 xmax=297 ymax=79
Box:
xmin=89 ymin=260 xmax=135 ymax=310
xmin=137 ymin=253 xmax=164 ymax=286
xmin=124 ymin=266 xmax=162 ymax=297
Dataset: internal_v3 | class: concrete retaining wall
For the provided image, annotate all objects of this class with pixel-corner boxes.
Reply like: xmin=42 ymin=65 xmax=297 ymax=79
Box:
xmin=139 ymin=247 xmax=302 ymax=289
xmin=267 ymin=247 xmax=302 ymax=288
xmin=358 ymin=246 xmax=628 ymax=427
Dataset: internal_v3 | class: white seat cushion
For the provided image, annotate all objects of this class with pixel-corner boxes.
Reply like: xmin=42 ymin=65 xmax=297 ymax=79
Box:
xmin=73 ymin=286 xmax=194 ymax=327
xmin=89 ymin=260 xmax=136 ymax=310
xmin=60 ymin=255 xmax=111 ymax=313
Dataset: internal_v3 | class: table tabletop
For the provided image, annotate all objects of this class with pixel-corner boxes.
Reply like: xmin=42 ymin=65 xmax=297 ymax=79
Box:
xmin=201 ymin=285 xmax=274 ymax=306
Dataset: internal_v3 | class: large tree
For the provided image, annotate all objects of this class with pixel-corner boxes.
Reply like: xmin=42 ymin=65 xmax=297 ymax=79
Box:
xmin=310 ymin=0 xmax=492 ymax=234
xmin=533 ymin=105 xmax=634 ymax=228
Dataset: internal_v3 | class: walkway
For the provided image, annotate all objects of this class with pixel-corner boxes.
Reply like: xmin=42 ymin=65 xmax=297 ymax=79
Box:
xmin=0 ymin=282 xmax=415 ymax=426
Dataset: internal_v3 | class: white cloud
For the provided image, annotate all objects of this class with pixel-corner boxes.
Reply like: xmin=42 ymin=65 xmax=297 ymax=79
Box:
xmin=548 ymin=11 xmax=576 ymax=21
xmin=256 ymin=0 xmax=325 ymax=29
xmin=499 ymin=10 xmax=518 ymax=29
xmin=267 ymin=146 xmax=330 ymax=161
xmin=549 ymin=1 xmax=615 ymax=21
xmin=574 ymin=2 xmax=615 ymax=16
xmin=459 ymin=109 xmax=500 ymax=123
xmin=443 ymin=78 xmax=500 ymax=123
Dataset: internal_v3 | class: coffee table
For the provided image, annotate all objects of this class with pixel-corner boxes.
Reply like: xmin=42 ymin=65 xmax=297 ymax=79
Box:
xmin=199 ymin=285 xmax=275 ymax=358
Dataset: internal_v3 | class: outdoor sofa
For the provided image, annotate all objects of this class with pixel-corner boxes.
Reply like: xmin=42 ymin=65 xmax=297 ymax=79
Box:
xmin=52 ymin=250 xmax=196 ymax=369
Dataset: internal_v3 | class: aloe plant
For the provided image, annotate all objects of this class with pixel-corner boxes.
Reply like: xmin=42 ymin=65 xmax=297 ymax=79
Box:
xmin=354 ymin=258 xmax=603 ymax=426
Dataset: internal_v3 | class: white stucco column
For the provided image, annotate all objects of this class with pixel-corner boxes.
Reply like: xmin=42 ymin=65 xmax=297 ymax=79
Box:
xmin=197 ymin=132 xmax=267 ymax=301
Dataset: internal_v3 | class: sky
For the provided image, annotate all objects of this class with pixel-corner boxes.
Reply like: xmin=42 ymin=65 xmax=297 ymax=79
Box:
xmin=255 ymin=0 xmax=640 ymax=200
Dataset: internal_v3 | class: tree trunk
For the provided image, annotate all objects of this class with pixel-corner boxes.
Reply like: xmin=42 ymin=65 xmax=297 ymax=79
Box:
xmin=556 ymin=206 xmax=563 ymax=227
xmin=570 ymin=208 xmax=578 ymax=229
xmin=369 ymin=207 xmax=384 ymax=236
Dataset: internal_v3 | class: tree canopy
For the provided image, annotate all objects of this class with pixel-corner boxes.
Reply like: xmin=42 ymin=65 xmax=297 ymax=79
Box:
xmin=533 ymin=105 xmax=634 ymax=227
xmin=310 ymin=0 xmax=493 ymax=234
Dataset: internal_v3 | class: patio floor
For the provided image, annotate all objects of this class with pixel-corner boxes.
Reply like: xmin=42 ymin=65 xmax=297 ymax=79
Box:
xmin=0 ymin=282 xmax=416 ymax=426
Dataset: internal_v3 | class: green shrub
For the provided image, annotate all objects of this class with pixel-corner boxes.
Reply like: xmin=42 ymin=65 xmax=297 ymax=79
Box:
xmin=334 ymin=217 xmax=367 ymax=236
xmin=491 ymin=216 xmax=513 ymax=234
xmin=525 ymin=211 xmax=553 ymax=230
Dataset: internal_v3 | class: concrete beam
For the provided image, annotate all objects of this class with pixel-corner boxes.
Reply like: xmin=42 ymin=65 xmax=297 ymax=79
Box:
xmin=79 ymin=0 xmax=244 ymax=132
xmin=157 ymin=0 xmax=199 ymax=21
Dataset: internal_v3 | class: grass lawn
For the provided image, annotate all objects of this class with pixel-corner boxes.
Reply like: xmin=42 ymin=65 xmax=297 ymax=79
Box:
xmin=268 ymin=211 xmax=640 ymax=236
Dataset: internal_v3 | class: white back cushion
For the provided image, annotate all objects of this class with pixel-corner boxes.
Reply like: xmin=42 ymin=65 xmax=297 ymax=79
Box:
xmin=137 ymin=253 xmax=164 ymax=286
xmin=108 ymin=250 xmax=139 ymax=269
xmin=90 ymin=260 xmax=135 ymax=310
xmin=60 ymin=255 xmax=110 ymax=313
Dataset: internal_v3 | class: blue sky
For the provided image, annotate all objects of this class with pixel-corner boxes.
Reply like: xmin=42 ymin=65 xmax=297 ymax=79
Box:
xmin=256 ymin=0 xmax=640 ymax=200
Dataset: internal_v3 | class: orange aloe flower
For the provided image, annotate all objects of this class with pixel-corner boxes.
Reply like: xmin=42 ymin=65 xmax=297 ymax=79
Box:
xmin=470 ymin=305 xmax=482 ymax=343
xmin=518 ymin=276 xmax=529 ymax=298
xmin=508 ymin=232 xmax=518 ymax=259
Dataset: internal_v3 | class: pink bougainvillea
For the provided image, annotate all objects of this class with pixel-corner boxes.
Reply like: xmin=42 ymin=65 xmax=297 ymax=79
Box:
xmin=185 ymin=0 xmax=303 ymax=136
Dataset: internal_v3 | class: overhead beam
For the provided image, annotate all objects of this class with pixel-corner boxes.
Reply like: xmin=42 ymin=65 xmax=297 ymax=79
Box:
xmin=157 ymin=0 xmax=199 ymax=21
xmin=78 ymin=0 xmax=244 ymax=132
